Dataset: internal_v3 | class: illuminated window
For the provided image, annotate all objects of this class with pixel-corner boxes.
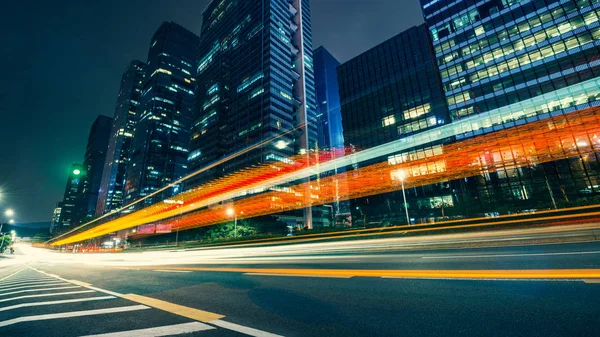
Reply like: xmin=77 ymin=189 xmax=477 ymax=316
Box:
xmin=382 ymin=115 xmax=396 ymax=127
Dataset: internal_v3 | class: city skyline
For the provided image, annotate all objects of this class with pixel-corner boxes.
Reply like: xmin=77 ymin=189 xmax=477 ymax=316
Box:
xmin=0 ymin=0 xmax=423 ymax=224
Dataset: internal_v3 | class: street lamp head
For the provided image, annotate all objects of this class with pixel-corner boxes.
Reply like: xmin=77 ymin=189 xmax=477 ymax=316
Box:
xmin=226 ymin=207 xmax=235 ymax=217
xmin=8 ymin=219 xmax=14 ymax=224
xmin=398 ymin=170 xmax=406 ymax=181
xmin=4 ymin=209 xmax=14 ymax=217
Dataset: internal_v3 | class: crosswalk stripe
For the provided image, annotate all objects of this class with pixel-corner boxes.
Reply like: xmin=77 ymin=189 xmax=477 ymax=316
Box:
xmin=0 ymin=305 xmax=150 ymax=327
xmin=78 ymin=322 xmax=215 ymax=337
xmin=0 ymin=281 xmax=66 ymax=292
xmin=211 ymin=319 xmax=284 ymax=337
xmin=0 ymin=290 xmax=96 ymax=303
xmin=0 ymin=296 xmax=116 ymax=312
xmin=0 ymin=286 xmax=80 ymax=297
xmin=0 ymin=280 xmax=66 ymax=289
xmin=0 ymin=278 xmax=57 ymax=286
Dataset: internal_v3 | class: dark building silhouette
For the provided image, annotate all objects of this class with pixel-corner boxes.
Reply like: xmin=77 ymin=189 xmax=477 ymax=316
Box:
xmin=82 ymin=115 xmax=113 ymax=218
xmin=125 ymin=22 xmax=200 ymax=208
xmin=96 ymin=61 xmax=146 ymax=216
xmin=338 ymin=24 xmax=450 ymax=225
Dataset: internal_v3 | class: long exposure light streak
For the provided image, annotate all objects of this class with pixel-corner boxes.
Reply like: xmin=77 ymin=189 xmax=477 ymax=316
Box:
xmin=50 ymin=76 xmax=600 ymax=245
xmin=50 ymin=106 xmax=600 ymax=246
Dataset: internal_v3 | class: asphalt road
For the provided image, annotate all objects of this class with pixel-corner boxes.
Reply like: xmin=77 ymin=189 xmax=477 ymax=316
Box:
xmin=1 ymin=239 xmax=600 ymax=337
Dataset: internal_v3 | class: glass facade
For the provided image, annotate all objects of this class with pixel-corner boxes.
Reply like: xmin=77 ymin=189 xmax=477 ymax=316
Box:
xmin=125 ymin=22 xmax=200 ymax=207
xmin=96 ymin=61 xmax=146 ymax=216
xmin=314 ymin=46 xmax=344 ymax=151
xmin=420 ymin=0 xmax=600 ymax=213
xmin=188 ymin=0 xmax=318 ymax=187
xmin=187 ymin=0 xmax=318 ymax=227
xmin=338 ymin=24 xmax=448 ymax=151
xmin=338 ymin=24 xmax=450 ymax=225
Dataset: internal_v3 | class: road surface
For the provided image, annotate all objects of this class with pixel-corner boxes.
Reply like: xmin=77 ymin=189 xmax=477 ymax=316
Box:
xmin=1 ymin=230 xmax=600 ymax=336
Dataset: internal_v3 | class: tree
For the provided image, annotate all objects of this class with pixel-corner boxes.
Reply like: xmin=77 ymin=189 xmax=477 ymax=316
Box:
xmin=0 ymin=234 xmax=12 ymax=253
xmin=204 ymin=220 xmax=257 ymax=240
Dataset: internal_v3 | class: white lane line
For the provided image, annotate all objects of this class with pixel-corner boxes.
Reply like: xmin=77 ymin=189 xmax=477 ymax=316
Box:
xmin=0 ymin=268 xmax=26 ymax=282
xmin=211 ymin=319 xmax=284 ymax=337
xmin=0 ymin=296 xmax=116 ymax=312
xmin=0 ymin=290 xmax=96 ymax=303
xmin=0 ymin=286 xmax=80 ymax=297
xmin=421 ymin=250 xmax=600 ymax=259
xmin=78 ymin=322 xmax=215 ymax=337
xmin=152 ymin=270 xmax=192 ymax=273
xmin=0 ymin=278 xmax=58 ymax=285
xmin=0 ymin=305 xmax=150 ymax=327
xmin=0 ymin=282 xmax=67 ymax=292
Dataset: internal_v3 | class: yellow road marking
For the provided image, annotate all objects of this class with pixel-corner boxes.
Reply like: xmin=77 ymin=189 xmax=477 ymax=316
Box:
xmin=122 ymin=294 xmax=224 ymax=322
xmin=69 ymin=280 xmax=92 ymax=287
xmin=244 ymin=273 xmax=352 ymax=279
xmin=135 ymin=267 xmax=600 ymax=280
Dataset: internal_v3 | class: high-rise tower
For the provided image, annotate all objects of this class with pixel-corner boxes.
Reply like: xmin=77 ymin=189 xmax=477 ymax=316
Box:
xmin=96 ymin=61 xmax=146 ymax=216
xmin=125 ymin=22 xmax=200 ymax=208
xmin=188 ymin=0 xmax=318 ymax=227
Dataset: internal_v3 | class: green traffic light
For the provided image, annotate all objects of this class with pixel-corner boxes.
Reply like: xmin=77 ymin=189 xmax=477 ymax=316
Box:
xmin=73 ymin=169 xmax=81 ymax=175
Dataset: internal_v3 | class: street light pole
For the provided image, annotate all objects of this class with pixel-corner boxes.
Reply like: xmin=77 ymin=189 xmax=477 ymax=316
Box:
xmin=226 ymin=207 xmax=237 ymax=238
xmin=397 ymin=170 xmax=410 ymax=226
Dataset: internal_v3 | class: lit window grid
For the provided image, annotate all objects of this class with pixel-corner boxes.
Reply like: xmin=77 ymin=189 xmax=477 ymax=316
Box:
xmin=440 ymin=16 xmax=600 ymax=90
xmin=437 ymin=6 xmax=600 ymax=70
xmin=430 ymin=10 xmax=600 ymax=119
xmin=428 ymin=0 xmax=593 ymax=50
xmin=432 ymin=0 xmax=594 ymax=67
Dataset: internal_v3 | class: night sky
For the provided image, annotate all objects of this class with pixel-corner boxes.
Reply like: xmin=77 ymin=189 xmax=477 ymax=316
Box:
xmin=0 ymin=0 xmax=424 ymax=224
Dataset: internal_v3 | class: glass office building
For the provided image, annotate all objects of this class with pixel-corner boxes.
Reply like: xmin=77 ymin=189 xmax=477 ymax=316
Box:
xmin=125 ymin=22 xmax=200 ymax=207
xmin=188 ymin=0 xmax=318 ymax=227
xmin=96 ymin=61 xmax=146 ymax=216
xmin=189 ymin=0 xmax=318 ymax=180
xmin=420 ymin=0 xmax=600 ymax=211
xmin=314 ymin=46 xmax=344 ymax=151
xmin=338 ymin=24 xmax=451 ymax=225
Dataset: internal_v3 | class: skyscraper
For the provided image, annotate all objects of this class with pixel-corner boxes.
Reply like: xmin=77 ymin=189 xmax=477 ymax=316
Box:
xmin=314 ymin=46 xmax=344 ymax=151
xmin=420 ymin=0 xmax=600 ymax=210
xmin=337 ymin=24 xmax=449 ymax=224
xmin=96 ymin=61 xmax=146 ymax=216
xmin=82 ymin=115 xmax=113 ymax=218
xmin=125 ymin=22 xmax=200 ymax=208
xmin=187 ymin=0 xmax=318 ymax=227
